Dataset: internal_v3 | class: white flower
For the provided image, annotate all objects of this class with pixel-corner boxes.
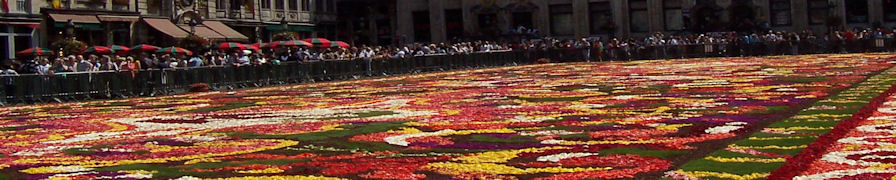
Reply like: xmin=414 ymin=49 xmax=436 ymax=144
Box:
xmin=173 ymin=176 xmax=200 ymax=180
xmin=568 ymin=104 xmax=607 ymax=109
xmin=704 ymin=122 xmax=748 ymax=134
xmin=115 ymin=172 xmax=153 ymax=179
xmin=795 ymin=169 xmax=896 ymax=180
xmin=614 ymin=95 xmax=639 ymax=100
xmin=384 ymin=129 xmax=456 ymax=146
xmin=540 ymin=139 xmax=565 ymax=145
xmin=519 ymin=130 xmax=582 ymax=136
xmin=510 ymin=115 xmax=556 ymax=123
xmin=44 ymin=99 xmax=435 ymax=144
xmin=536 ymin=153 xmax=598 ymax=162
xmin=776 ymin=88 xmax=798 ymax=92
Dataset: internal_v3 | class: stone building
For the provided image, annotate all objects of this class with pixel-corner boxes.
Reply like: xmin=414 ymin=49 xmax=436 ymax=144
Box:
xmin=0 ymin=0 xmax=337 ymax=61
xmin=337 ymin=0 xmax=896 ymax=45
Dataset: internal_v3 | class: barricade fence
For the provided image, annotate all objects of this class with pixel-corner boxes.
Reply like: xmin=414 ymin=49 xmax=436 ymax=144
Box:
xmin=2 ymin=39 xmax=895 ymax=105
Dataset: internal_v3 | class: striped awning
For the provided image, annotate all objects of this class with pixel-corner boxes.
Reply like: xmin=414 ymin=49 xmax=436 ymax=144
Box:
xmin=48 ymin=13 xmax=100 ymax=24
xmin=143 ymin=18 xmax=190 ymax=39
xmin=97 ymin=15 xmax=139 ymax=22
xmin=178 ymin=25 xmax=226 ymax=41
xmin=202 ymin=21 xmax=249 ymax=41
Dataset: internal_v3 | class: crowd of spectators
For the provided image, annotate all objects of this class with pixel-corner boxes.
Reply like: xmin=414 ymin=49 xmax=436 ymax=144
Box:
xmin=4 ymin=27 xmax=896 ymax=75
xmin=0 ymin=41 xmax=514 ymax=75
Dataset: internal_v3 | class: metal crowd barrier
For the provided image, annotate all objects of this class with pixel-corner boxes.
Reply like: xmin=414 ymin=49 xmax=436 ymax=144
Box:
xmin=2 ymin=39 xmax=895 ymax=106
xmin=0 ymin=50 xmax=531 ymax=105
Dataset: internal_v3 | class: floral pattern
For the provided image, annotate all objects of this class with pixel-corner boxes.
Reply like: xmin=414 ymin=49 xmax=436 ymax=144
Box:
xmin=0 ymin=54 xmax=895 ymax=179
xmin=669 ymin=61 xmax=896 ymax=180
xmin=770 ymin=73 xmax=896 ymax=179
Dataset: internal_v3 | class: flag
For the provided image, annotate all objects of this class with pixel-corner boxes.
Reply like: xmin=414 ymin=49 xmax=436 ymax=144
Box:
xmin=51 ymin=0 xmax=62 ymax=9
xmin=243 ymin=0 xmax=254 ymax=13
xmin=1 ymin=0 xmax=9 ymax=13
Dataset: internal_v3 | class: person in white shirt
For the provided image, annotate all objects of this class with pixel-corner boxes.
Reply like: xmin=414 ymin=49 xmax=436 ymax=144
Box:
xmin=2 ymin=65 xmax=18 ymax=99
xmin=189 ymin=56 xmax=203 ymax=67
xmin=75 ymin=55 xmax=93 ymax=72
xmin=394 ymin=49 xmax=406 ymax=58
xmin=37 ymin=59 xmax=51 ymax=75
xmin=237 ymin=55 xmax=250 ymax=66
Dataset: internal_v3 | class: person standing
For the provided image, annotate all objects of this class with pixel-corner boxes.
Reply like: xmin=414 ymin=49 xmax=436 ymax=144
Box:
xmin=75 ymin=55 xmax=93 ymax=72
xmin=36 ymin=59 xmax=51 ymax=75
xmin=189 ymin=56 xmax=203 ymax=67
xmin=2 ymin=64 xmax=19 ymax=103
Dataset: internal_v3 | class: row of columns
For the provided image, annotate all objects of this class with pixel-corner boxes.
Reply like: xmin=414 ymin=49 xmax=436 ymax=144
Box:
xmin=396 ymin=0 xmax=896 ymax=43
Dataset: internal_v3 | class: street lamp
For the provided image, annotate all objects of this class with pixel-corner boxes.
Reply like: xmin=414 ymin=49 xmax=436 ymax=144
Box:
xmin=188 ymin=18 xmax=199 ymax=35
xmin=64 ymin=19 xmax=75 ymax=37
xmin=280 ymin=16 xmax=288 ymax=32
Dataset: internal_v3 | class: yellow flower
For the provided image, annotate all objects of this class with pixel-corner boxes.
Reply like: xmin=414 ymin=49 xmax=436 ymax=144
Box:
xmin=675 ymin=170 xmax=768 ymax=180
xmin=656 ymin=123 xmax=692 ymax=131
xmin=704 ymin=156 xmax=786 ymax=163
xmin=747 ymin=136 xmax=806 ymax=141
xmin=20 ymin=166 xmax=92 ymax=174
xmin=203 ymin=175 xmax=345 ymax=180
xmin=728 ymin=144 xmax=807 ymax=150
xmin=452 ymin=147 xmax=567 ymax=163
xmin=14 ymin=139 xmax=299 ymax=168
xmin=184 ymin=158 xmax=220 ymax=165
xmin=426 ymin=162 xmax=611 ymax=175
xmin=765 ymin=126 xmax=830 ymax=131
xmin=236 ymin=167 xmax=284 ymax=174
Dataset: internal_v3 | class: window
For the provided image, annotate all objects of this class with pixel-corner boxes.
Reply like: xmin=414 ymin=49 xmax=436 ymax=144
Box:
xmin=57 ymin=0 xmax=69 ymax=8
xmin=769 ymin=0 xmax=791 ymax=26
xmin=160 ymin=0 xmax=171 ymax=15
xmin=314 ymin=0 xmax=324 ymax=11
xmin=274 ymin=0 xmax=282 ymax=9
xmin=13 ymin=26 xmax=31 ymax=34
xmin=512 ymin=12 xmax=533 ymax=28
xmin=629 ymin=0 xmax=648 ymax=33
xmin=112 ymin=0 xmax=128 ymax=11
xmin=288 ymin=0 xmax=297 ymax=10
xmin=14 ymin=36 xmax=29 ymax=56
xmin=230 ymin=0 xmax=241 ymax=10
xmin=478 ymin=13 xmax=497 ymax=34
xmin=0 ymin=35 xmax=7 ymax=61
xmin=845 ymin=0 xmax=868 ymax=23
xmin=807 ymin=0 xmax=827 ymax=25
xmin=261 ymin=0 xmax=269 ymax=9
xmin=445 ymin=9 xmax=463 ymax=40
xmin=15 ymin=0 xmax=27 ymax=12
xmin=550 ymin=4 xmax=573 ymax=35
xmin=663 ymin=0 xmax=683 ymax=31
xmin=215 ymin=0 xmax=225 ymax=9
xmin=589 ymin=2 xmax=612 ymax=34
xmin=148 ymin=0 xmax=160 ymax=13
xmin=885 ymin=0 xmax=896 ymax=22
xmin=300 ymin=0 xmax=308 ymax=11
xmin=412 ymin=11 xmax=430 ymax=42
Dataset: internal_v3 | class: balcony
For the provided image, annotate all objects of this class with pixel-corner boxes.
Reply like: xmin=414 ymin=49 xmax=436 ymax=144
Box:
xmin=13 ymin=0 xmax=31 ymax=14
xmin=74 ymin=0 xmax=106 ymax=10
xmin=312 ymin=12 xmax=336 ymax=22
xmin=111 ymin=4 xmax=128 ymax=11
xmin=260 ymin=8 xmax=271 ymax=19
xmin=111 ymin=0 xmax=129 ymax=11
xmin=259 ymin=9 xmax=316 ymax=23
xmin=215 ymin=8 xmax=226 ymax=18
xmin=213 ymin=8 xmax=255 ymax=20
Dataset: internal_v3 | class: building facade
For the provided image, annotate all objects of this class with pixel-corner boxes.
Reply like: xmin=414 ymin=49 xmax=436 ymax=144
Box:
xmin=0 ymin=0 xmax=337 ymax=62
xmin=0 ymin=0 xmax=48 ymax=60
xmin=361 ymin=0 xmax=896 ymax=44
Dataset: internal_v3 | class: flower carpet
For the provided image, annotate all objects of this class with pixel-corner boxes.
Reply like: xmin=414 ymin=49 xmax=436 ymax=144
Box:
xmin=1 ymin=54 xmax=896 ymax=179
